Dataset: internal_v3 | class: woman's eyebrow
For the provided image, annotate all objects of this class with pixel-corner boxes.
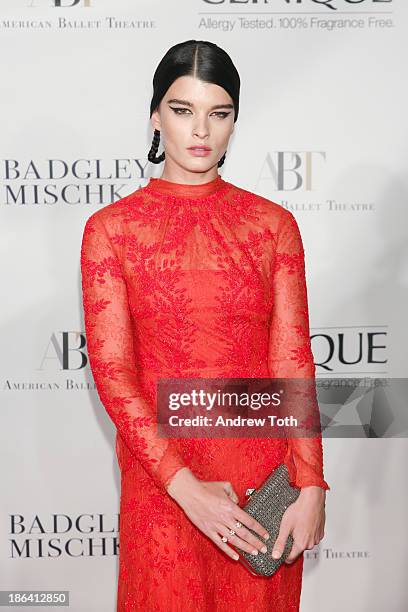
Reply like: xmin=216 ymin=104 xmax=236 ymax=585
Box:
xmin=167 ymin=98 xmax=234 ymax=110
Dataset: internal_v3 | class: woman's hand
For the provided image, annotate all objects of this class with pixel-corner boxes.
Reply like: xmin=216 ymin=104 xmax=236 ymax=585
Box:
xmin=271 ymin=485 xmax=326 ymax=564
xmin=166 ymin=467 xmax=270 ymax=562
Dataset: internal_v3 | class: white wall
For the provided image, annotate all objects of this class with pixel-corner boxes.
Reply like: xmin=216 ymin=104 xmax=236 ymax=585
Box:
xmin=1 ymin=1 xmax=407 ymax=610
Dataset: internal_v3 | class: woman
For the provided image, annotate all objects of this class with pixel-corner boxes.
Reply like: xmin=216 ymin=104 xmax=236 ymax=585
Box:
xmin=80 ymin=40 xmax=329 ymax=611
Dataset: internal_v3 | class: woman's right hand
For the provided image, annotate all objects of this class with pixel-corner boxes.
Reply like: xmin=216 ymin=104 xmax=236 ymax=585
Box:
xmin=166 ymin=467 xmax=270 ymax=561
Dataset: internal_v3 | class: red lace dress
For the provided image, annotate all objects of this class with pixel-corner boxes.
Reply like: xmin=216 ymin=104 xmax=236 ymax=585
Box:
xmin=80 ymin=174 xmax=329 ymax=612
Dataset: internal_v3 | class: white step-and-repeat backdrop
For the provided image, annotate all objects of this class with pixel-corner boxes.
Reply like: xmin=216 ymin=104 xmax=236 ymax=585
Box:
xmin=1 ymin=1 xmax=407 ymax=610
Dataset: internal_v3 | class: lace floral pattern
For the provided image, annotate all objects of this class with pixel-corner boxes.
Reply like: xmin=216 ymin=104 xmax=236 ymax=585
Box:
xmin=80 ymin=174 xmax=329 ymax=611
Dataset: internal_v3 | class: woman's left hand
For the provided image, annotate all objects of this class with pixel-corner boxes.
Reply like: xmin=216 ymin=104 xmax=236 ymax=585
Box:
xmin=271 ymin=486 xmax=326 ymax=564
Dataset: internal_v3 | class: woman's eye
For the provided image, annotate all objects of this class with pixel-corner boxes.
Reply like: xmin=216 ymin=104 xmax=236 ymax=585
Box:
xmin=171 ymin=108 xmax=190 ymax=115
xmin=170 ymin=107 xmax=230 ymax=119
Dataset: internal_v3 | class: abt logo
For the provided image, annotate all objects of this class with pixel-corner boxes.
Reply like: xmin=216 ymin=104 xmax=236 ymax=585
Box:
xmin=28 ymin=1 xmax=92 ymax=7
xmin=40 ymin=332 xmax=87 ymax=371
xmin=262 ymin=150 xmax=326 ymax=191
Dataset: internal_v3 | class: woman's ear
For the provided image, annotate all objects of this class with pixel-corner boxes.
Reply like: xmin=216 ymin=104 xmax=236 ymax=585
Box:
xmin=151 ymin=109 xmax=161 ymax=132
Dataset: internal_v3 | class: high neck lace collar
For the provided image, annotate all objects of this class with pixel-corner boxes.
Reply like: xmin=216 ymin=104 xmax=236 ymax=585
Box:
xmin=144 ymin=174 xmax=228 ymax=199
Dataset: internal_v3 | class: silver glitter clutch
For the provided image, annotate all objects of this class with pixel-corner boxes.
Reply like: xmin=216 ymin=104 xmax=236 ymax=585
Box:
xmin=234 ymin=463 xmax=301 ymax=577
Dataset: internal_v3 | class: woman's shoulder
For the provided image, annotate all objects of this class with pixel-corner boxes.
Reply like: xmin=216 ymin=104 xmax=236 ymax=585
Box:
xmin=81 ymin=186 xmax=144 ymax=232
xmin=226 ymin=179 xmax=294 ymax=227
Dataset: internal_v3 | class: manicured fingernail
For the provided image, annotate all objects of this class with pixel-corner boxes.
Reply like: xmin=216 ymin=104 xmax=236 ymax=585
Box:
xmin=251 ymin=549 xmax=258 ymax=556
xmin=272 ymin=550 xmax=281 ymax=559
xmin=261 ymin=545 xmax=267 ymax=553
xmin=264 ymin=533 xmax=270 ymax=540
xmin=233 ymin=554 xmax=239 ymax=560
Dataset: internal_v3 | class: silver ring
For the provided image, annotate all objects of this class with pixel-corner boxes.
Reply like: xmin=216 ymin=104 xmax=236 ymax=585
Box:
xmin=228 ymin=529 xmax=236 ymax=536
xmin=221 ymin=535 xmax=228 ymax=543
xmin=235 ymin=521 xmax=243 ymax=529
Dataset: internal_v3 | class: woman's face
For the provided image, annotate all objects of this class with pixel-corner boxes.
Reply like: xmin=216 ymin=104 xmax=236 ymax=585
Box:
xmin=151 ymin=75 xmax=235 ymax=177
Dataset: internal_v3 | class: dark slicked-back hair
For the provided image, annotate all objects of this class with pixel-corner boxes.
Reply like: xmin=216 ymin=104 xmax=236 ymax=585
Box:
xmin=150 ymin=40 xmax=240 ymax=122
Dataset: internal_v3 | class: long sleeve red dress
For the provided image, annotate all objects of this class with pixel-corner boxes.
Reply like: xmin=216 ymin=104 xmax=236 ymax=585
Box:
xmin=80 ymin=173 xmax=329 ymax=612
